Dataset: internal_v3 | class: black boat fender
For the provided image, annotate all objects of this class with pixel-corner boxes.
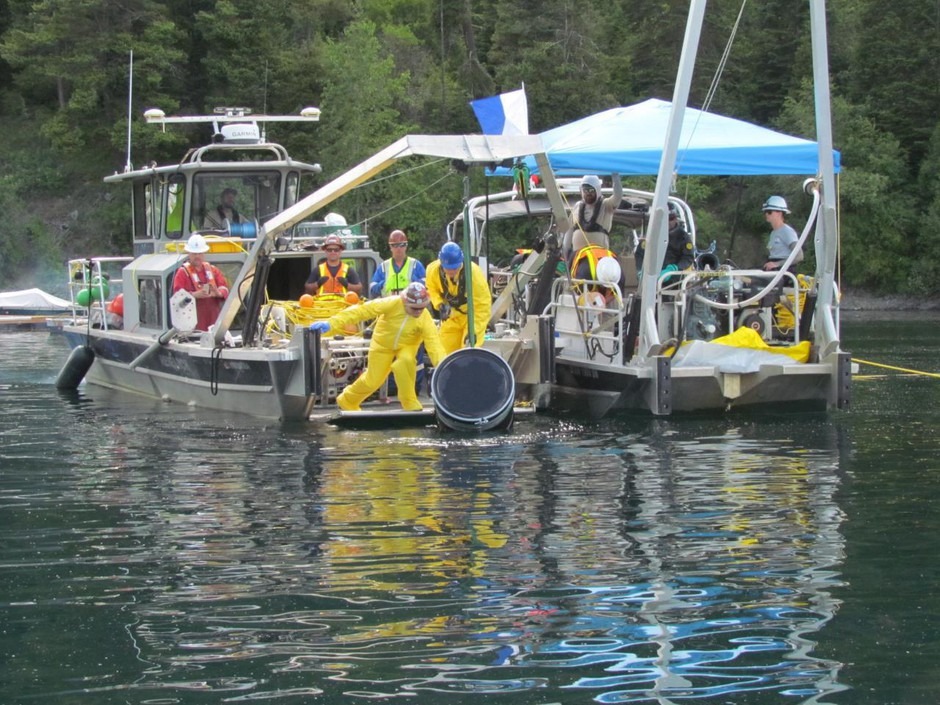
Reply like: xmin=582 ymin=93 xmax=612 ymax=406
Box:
xmin=55 ymin=345 xmax=95 ymax=389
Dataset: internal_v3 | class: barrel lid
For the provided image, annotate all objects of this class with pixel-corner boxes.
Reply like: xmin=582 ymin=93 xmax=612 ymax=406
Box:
xmin=431 ymin=348 xmax=515 ymax=424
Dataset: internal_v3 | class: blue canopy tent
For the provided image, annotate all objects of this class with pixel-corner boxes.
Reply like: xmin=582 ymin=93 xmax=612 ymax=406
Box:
xmin=500 ymin=98 xmax=840 ymax=176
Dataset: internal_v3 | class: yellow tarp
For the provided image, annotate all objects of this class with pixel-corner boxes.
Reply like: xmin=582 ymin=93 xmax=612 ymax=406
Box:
xmin=710 ymin=326 xmax=811 ymax=363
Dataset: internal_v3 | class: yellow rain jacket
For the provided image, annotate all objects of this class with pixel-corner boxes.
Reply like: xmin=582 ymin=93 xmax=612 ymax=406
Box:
xmin=326 ymin=296 xmax=446 ymax=411
xmin=425 ymin=259 xmax=492 ymax=355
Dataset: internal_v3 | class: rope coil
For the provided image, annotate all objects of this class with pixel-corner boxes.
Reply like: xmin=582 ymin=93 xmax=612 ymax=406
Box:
xmin=264 ymin=295 xmax=358 ymax=337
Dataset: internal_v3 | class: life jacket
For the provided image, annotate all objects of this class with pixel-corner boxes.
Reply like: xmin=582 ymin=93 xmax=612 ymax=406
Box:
xmin=576 ymin=201 xmax=609 ymax=235
xmin=183 ymin=261 xmax=218 ymax=288
xmin=318 ymin=261 xmax=350 ymax=294
xmin=381 ymin=257 xmax=416 ymax=295
xmin=438 ymin=265 xmax=468 ymax=311
xmin=571 ymin=246 xmax=617 ymax=292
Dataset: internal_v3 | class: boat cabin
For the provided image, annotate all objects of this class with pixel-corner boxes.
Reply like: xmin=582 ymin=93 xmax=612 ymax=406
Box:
xmin=105 ymin=108 xmax=325 ymax=257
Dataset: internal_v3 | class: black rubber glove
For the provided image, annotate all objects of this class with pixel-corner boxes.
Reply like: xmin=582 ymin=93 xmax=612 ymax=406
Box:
xmin=336 ymin=276 xmax=348 ymax=287
xmin=438 ymin=303 xmax=451 ymax=321
xmin=316 ymin=275 xmax=329 ymax=287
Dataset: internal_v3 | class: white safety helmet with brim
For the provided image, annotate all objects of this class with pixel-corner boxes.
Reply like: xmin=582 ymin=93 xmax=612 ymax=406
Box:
xmin=761 ymin=195 xmax=790 ymax=214
xmin=184 ymin=233 xmax=210 ymax=254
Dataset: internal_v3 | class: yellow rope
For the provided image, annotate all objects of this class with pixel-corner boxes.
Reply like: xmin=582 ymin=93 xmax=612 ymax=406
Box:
xmin=854 ymin=357 xmax=940 ymax=380
xmin=265 ymin=295 xmax=360 ymax=338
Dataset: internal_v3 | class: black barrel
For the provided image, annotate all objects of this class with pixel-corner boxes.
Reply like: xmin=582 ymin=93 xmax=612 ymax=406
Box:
xmin=431 ymin=348 xmax=515 ymax=431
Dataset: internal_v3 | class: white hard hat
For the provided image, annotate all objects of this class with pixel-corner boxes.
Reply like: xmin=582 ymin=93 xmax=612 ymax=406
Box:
xmin=761 ymin=195 xmax=790 ymax=213
xmin=184 ymin=233 xmax=210 ymax=253
xmin=324 ymin=212 xmax=348 ymax=227
xmin=596 ymin=256 xmax=622 ymax=285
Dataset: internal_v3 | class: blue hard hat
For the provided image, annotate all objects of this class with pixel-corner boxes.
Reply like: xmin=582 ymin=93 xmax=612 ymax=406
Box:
xmin=439 ymin=242 xmax=464 ymax=268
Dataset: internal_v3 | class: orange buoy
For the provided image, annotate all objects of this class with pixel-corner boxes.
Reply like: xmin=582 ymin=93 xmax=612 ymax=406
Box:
xmin=344 ymin=291 xmax=360 ymax=305
xmin=107 ymin=293 xmax=125 ymax=317
xmin=299 ymin=294 xmax=315 ymax=308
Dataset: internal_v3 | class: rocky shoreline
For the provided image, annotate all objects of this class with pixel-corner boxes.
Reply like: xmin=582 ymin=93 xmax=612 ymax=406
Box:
xmin=840 ymin=289 xmax=940 ymax=312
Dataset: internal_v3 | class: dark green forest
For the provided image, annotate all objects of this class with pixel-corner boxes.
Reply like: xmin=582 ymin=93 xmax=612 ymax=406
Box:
xmin=1 ymin=0 xmax=938 ymax=296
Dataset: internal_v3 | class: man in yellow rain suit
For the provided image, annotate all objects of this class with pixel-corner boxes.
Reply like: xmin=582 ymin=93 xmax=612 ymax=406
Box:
xmin=425 ymin=242 xmax=492 ymax=355
xmin=309 ymin=282 xmax=445 ymax=412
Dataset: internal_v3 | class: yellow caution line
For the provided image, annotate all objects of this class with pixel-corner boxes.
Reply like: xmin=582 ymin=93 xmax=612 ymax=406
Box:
xmin=854 ymin=357 xmax=940 ymax=379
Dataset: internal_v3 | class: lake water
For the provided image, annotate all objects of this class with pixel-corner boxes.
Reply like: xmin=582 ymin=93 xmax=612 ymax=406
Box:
xmin=1 ymin=317 xmax=938 ymax=705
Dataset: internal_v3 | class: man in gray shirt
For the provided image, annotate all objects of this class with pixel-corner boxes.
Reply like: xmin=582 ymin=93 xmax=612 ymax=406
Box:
xmin=761 ymin=195 xmax=801 ymax=272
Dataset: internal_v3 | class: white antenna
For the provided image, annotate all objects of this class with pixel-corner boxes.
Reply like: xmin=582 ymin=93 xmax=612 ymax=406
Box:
xmin=124 ymin=50 xmax=134 ymax=173
xmin=262 ymin=61 xmax=269 ymax=142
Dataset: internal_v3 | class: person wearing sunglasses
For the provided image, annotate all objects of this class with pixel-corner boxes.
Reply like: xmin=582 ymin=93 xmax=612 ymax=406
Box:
xmin=368 ymin=229 xmax=426 ymax=298
xmin=761 ymin=195 xmax=802 ymax=273
xmin=305 ymin=233 xmax=363 ymax=296
xmin=562 ymin=173 xmax=622 ymax=261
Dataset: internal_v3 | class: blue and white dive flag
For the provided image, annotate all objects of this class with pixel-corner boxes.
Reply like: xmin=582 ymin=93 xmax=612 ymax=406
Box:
xmin=470 ymin=86 xmax=529 ymax=136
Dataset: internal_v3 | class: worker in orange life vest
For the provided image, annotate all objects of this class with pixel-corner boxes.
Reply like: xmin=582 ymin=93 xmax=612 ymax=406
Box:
xmin=171 ymin=233 xmax=230 ymax=331
xmin=304 ymin=233 xmax=363 ymax=296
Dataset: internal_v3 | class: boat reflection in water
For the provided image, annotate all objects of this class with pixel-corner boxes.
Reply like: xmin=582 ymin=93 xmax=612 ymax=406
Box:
xmin=113 ymin=418 xmax=847 ymax=703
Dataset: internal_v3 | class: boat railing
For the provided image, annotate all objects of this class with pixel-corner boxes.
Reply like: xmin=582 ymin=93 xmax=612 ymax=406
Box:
xmin=67 ymin=257 xmax=134 ymax=331
xmin=544 ymin=276 xmax=627 ymax=364
xmin=292 ymin=223 xmax=369 ymax=250
xmin=190 ymin=142 xmax=292 ymax=164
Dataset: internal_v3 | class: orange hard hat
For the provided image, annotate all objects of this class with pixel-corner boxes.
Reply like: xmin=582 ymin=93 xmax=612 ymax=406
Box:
xmin=344 ymin=291 xmax=360 ymax=305
xmin=322 ymin=233 xmax=344 ymax=250
xmin=299 ymin=294 xmax=315 ymax=308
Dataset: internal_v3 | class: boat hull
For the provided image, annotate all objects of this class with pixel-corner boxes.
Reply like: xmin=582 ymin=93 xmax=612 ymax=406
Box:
xmin=553 ymin=354 xmax=844 ymax=417
xmin=63 ymin=328 xmax=314 ymax=421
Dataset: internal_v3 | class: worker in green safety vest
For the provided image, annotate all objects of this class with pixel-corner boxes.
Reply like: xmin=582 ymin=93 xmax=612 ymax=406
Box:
xmin=369 ymin=229 xmax=427 ymax=298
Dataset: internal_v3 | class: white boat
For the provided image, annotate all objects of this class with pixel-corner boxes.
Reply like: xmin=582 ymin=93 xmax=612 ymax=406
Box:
xmin=0 ymin=288 xmax=72 ymax=316
xmin=57 ymin=108 xmax=556 ymax=424
xmin=454 ymin=0 xmax=850 ymax=417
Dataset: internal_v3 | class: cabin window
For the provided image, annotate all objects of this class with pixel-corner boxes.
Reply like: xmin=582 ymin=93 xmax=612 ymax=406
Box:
xmin=130 ymin=182 xmax=158 ymax=256
xmin=165 ymin=177 xmax=186 ymax=240
xmin=138 ymin=276 xmax=164 ymax=329
xmin=132 ymin=182 xmax=152 ymax=241
xmin=193 ymin=172 xmax=282 ymax=230
xmin=286 ymin=172 xmax=300 ymax=208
